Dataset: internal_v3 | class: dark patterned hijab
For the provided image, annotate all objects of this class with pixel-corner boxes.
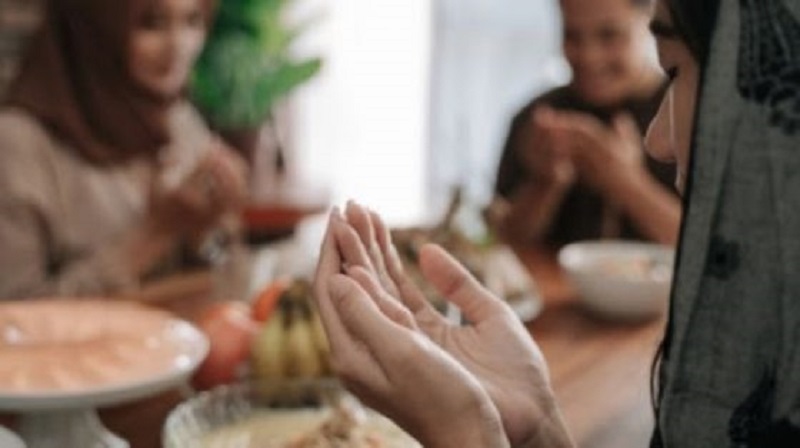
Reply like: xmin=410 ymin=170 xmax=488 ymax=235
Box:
xmin=5 ymin=0 xmax=215 ymax=165
xmin=654 ymin=0 xmax=800 ymax=445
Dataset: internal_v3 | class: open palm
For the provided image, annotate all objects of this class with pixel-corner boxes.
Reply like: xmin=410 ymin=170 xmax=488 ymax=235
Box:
xmin=336 ymin=202 xmax=565 ymax=446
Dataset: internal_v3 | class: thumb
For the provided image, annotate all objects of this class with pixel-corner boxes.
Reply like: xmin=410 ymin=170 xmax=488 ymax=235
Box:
xmin=327 ymin=274 xmax=401 ymax=347
xmin=418 ymin=244 xmax=500 ymax=322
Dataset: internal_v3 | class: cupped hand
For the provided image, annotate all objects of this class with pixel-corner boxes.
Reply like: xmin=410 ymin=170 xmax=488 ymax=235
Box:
xmin=312 ymin=210 xmax=509 ymax=448
xmin=549 ymin=110 xmax=645 ymax=197
xmin=518 ymin=106 xmax=576 ymax=189
xmin=149 ymin=141 xmax=248 ymax=239
xmin=334 ymin=202 xmax=573 ymax=448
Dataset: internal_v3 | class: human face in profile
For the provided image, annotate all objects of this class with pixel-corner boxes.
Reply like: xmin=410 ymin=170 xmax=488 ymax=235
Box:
xmin=560 ymin=0 xmax=657 ymax=106
xmin=127 ymin=0 xmax=208 ymax=99
xmin=644 ymin=0 xmax=700 ymax=194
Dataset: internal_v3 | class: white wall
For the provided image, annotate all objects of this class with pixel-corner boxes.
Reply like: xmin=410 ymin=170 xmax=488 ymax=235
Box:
xmin=289 ymin=0 xmax=432 ymax=226
xmin=427 ymin=0 xmax=567 ymax=215
xmin=288 ymin=0 xmax=564 ymax=226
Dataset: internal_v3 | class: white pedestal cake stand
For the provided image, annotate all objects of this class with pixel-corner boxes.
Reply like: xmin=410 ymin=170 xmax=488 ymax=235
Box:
xmin=0 ymin=314 xmax=208 ymax=448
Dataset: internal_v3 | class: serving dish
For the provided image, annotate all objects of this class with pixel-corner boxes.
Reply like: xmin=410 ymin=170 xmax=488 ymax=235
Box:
xmin=0 ymin=299 xmax=208 ymax=448
xmin=164 ymin=379 xmax=420 ymax=447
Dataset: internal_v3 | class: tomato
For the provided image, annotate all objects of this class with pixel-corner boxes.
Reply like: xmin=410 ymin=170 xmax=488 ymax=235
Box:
xmin=192 ymin=301 xmax=259 ymax=390
xmin=251 ymin=278 xmax=290 ymax=322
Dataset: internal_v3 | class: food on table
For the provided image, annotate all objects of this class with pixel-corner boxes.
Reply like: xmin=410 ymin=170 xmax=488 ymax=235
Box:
xmin=192 ymin=301 xmax=260 ymax=390
xmin=200 ymin=403 xmax=420 ymax=448
xmin=589 ymin=255 xmax=672 ymax=282
xmin=391 ymin=225 xmax=484 ymax=312
xmin=0 ymin=300 xmax=192 ymax=393
xmin=390 ymin=192 xmax=537 ymax=316
xmin=252 ymin=277 xmax=291 ymax=322
xmin=251 ymin=279 xmax=331 ymax=381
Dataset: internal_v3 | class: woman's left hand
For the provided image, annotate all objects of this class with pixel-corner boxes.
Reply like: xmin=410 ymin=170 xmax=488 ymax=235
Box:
xmin=313 ymin=209 xmax=509 ymax=448
xmin=321 ymin=202 xmax=573 ymax=448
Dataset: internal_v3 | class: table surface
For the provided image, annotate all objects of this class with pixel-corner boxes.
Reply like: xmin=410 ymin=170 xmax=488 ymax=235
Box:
xmin=517 ymin=247 xmax=664 ymax=448
xmin=2 ymin=244 xmax=665 ymax=448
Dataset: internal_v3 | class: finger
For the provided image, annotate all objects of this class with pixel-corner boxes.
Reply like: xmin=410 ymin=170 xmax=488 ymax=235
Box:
xmin=371 ymin=209 xmax=393 ymax=258
xmin=328 ymin=274 xmax=416 ymax=369
xmin=323 ymin=275 xmax=391 ymax=394
xmin=345 ymin=202 xmax=395 ymax=294
xmin=347 ymin=266 xmax=417 ymax=330
xmin=368 ymin=209 xmax=401 ymax=296
xmin=418 ymin=244 xmax=503 ymax=323
xmin=345 ymin=201 xmax=377 ymax=250
xmin=331 ymin=212 xmax=376 ymax=272
xmin=313 ymin=210 xmax=350 ymax=355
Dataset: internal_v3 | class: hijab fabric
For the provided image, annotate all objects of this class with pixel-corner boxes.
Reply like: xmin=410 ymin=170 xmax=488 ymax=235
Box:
xmin=5 ymin=0 xmax=214 ymax=165
xmin=654 ymin=0 xmax=800 ymax=445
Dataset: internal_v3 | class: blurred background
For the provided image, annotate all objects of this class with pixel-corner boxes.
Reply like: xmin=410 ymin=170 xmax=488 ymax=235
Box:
xmin=0 ymin=0 xmax=567 ymax=226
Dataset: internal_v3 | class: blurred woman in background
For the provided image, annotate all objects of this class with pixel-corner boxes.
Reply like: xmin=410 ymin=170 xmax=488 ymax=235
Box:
xmin=491 ymin=0 xmax=681 ymax=248
xmin=0 ymin=0 xmax=247 ymax=299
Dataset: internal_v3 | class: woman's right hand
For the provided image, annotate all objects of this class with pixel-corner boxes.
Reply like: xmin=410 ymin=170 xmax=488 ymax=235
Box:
xmin=149 ymin=142 xmax=248 ymax=239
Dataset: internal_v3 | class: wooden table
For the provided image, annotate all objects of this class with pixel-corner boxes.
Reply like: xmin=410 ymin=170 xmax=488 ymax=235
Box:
xmin=519 ymin=247 xmax=665 ymax=448
xmin=2 ymin=245 xmax=664 ymax=448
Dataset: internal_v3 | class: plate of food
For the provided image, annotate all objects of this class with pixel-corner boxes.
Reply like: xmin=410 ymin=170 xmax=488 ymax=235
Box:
xmin=391 ymin=191 xmax=542 ymax=322
xmin=164 ymin=379 xmax=420 ymax=448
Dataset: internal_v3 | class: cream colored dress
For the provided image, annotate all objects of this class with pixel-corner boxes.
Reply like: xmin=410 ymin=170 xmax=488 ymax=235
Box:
xmin=0 ymin=102 xmax=212 ymax=299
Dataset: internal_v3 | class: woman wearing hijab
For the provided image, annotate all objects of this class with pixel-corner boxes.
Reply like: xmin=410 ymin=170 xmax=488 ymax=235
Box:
xmin=0 ymin=0 xmax=248 ymax=299
xmin=491 ymin=0 xmax=681 ymax=248
xmin=312 ymin=0 xmax=800 ymax=446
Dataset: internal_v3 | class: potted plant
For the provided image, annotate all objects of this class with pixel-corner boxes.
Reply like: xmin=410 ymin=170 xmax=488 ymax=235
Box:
xmin=191 ymin=0 xmax=322 ymax=164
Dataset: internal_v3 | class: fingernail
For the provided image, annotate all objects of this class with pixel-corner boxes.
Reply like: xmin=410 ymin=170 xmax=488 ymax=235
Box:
xmin=331 ymin=206 xmax=344 ymax=221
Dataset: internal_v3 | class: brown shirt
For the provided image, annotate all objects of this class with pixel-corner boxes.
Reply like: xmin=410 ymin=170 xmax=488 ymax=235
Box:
xmin=0 ymin=102 xmax=212 ymax=299
xmin=494 ymin=85 xmax=677 ymax=246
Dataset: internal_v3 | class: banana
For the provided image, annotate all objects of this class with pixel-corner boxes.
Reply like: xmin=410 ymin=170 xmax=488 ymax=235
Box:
xmin=251 ymin=306 xmax=287 ymax=381
xmin=284 ymin=304 xmax=324 ymax=378
xmin=251 ymin=279 xmax=331 ymax=381
xmin=309 ymin=306 xmax=331 ymax=373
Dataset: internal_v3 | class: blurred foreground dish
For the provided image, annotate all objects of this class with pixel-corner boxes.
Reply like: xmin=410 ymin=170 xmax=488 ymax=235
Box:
xmin=164 ymin=380 xmax=419 ymax=447
xmin=0 ymin=300 xmax=206 ymax=400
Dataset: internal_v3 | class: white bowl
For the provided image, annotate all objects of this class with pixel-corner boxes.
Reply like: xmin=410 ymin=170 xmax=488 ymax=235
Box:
xmin=0 ymin=427 xmax=25 ymax=448
xmin=558 ymin=240 xmax=675 ymax=322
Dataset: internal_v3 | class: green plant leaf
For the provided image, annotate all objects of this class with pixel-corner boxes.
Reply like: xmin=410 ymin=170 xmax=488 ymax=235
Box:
xmin=191 ymin=25 xmax=323 ymax=129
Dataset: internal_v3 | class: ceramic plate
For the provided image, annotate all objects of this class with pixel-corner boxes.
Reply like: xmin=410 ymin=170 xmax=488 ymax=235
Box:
xmin=0 ymin=300 xmax=208 ymax=411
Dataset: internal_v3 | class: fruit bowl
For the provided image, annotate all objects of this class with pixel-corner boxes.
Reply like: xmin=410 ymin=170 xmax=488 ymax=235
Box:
xmin=558 ymin=240 xmax=674 ymax=322
xmin=163 ymin=379 xmax=420 ymax=447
